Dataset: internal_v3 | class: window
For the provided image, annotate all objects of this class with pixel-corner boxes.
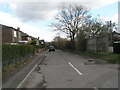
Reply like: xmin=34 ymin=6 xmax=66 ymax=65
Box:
xmin=14 ymin=30 xmax=17 ymax=37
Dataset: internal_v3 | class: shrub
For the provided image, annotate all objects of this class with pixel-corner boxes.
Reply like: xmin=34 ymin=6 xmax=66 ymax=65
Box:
xmin=29 ymin=40 xmax=37 ymax=45
xmin=2 ymin=44 xmax=36 ymax=65
xmin=35 ymin=45 xmax=45 ymax=49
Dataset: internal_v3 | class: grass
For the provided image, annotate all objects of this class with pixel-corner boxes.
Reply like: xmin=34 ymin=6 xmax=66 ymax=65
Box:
xmin=2 ymin=61 xmax=26 ymax=78
xmin=80 ymin=51 xmax=120 ymax=64
xmin=2 ymin=54 xmax=34 ymax=80
xmin=3 ymin=64 xmax=15 ymax=77
xmin=64 ymin=49 xmax=120 ymax=64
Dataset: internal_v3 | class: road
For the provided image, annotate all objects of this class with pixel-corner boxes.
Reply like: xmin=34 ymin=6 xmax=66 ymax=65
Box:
xmin=3 ymin=49 xmax=119 ymax=89
xmin=39 ymin=50 xmax=118 ymax=88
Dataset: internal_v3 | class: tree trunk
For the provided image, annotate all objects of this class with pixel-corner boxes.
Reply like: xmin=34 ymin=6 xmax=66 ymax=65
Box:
xmin=70 ymin=33 xmax=75 ymax=50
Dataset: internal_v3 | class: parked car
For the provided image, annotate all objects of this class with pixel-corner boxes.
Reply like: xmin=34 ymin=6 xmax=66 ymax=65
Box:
xmin=49 ymin=46 xmax=55 ymax=52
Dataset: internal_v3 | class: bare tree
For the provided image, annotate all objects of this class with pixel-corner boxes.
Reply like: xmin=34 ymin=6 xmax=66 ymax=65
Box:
xmin=82 ymin=16 xmax=110 ymax=38
xmin=52 ymin=5 xmax=89 ymax=45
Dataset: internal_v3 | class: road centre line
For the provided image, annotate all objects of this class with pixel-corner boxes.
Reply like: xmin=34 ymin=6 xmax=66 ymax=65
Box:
xmin=17 ymin=64 xmax=38 ymax=88
xmin=69 ymin=62 xmax=82 ymax=75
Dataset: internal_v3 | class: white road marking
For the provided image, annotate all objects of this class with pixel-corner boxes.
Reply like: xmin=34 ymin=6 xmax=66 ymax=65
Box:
xmin=93 ymin=87 xmax=99 ymax=90
xmin=69 ymin=62 xmax=82 ymax=75
xmin=17 ymin=64 xmax=38 ymax=88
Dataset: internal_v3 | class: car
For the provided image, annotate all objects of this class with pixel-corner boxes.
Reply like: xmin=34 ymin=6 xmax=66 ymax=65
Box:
xmin=49 ymin=46 xmax=55 ymax=52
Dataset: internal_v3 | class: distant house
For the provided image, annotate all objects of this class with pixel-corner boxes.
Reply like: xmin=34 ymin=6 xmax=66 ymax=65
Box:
xmin=20 ymin=32 xmax=32 ymax=42
xmin=39 ymin=39 xmax=45 ymax=45
xmin=112 ymin=31 xmax=120 ymax=41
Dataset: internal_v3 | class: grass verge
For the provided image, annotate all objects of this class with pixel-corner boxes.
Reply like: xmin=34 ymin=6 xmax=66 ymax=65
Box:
xmin=64 ymin=49 xmax=120 ymax=64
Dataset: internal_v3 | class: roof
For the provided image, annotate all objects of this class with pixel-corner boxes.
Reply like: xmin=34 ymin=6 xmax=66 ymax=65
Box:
xmin=39 ymin=39 xmax=45 ymax=42
xmin=113 ymin=31 xmax=120 ymax=35
xmin=0 ymin=24 xmax=13 ymax=30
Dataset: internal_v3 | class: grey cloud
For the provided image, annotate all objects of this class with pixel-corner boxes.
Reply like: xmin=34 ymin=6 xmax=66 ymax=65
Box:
xmin=11 ymin=1 xmax=113 ymax=22
xmin=13 ymin=2 xmax=62 ymax=22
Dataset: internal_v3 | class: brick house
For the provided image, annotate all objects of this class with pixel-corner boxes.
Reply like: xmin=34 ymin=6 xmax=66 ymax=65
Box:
xmin=1 ymin=24 xmax=40 ymax=44
xmin=1 ymin=24 xmax=15 ymax=43
xmin=1 ymin=24 xmax=31 ymax=44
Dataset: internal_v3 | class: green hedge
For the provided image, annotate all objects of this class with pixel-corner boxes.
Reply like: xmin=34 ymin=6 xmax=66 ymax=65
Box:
xmin=35 ymin=45 xmax=45 ymax=49
xmin=2 ymin=44 xmax=35 ymax=64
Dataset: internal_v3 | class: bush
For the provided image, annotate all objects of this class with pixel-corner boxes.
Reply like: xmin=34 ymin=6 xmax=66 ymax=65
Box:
xmin=29 ymin=40 xmax=37 ymax=45
xmin=2 ymin=44 xmax=36 ymax=65
xmin=35 ymin=45 xmax=45 ymax=49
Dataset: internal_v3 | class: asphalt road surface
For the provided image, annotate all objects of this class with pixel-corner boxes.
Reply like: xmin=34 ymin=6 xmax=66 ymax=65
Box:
xmin=2 ymin=50 xmax=119 ymax=89
xmin=40 ymin=50 xmax=118 ymax=88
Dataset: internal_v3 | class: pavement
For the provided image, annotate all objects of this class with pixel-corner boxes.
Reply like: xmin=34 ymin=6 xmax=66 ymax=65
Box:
xmin=2 ymin=51 xmax=47 ymax=88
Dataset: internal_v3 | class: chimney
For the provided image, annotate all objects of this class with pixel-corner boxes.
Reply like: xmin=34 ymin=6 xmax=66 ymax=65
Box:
xmin=17 ymin=27 xmax=20 ymax=31
xmin=38 ymin=37 xmax=39 ymax=40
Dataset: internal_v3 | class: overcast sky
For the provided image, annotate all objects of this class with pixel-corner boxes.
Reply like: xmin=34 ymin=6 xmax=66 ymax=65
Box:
xmin=0 ymin=0 xmax=119 ymax=41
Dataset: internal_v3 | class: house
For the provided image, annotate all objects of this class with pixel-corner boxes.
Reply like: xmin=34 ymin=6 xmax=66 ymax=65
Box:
xmin=39 ymin=39 xmax=45 ymax=45
xmin=1 ymin=24 xmax=18 ymax=44
xmin=112 ymin=31 xmax=120 ymax=41
xmin=20 ymin=32 xmax=32 ymax=42
xmin=1 ymin=24 xmax=32 ymax=44
xmin=1 ymin=24 xmax=43 ymax=45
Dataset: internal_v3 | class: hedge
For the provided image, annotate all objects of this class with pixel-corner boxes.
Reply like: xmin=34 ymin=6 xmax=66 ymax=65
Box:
xmin=35 ymin=44 xmax=45 ymax=49
xmin=2 ymin=44 xmax=36 ymax=66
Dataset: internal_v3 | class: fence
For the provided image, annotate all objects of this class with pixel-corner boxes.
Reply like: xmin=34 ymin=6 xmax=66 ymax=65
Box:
xmin=87 ymin=34 xmax=109 ymax=52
